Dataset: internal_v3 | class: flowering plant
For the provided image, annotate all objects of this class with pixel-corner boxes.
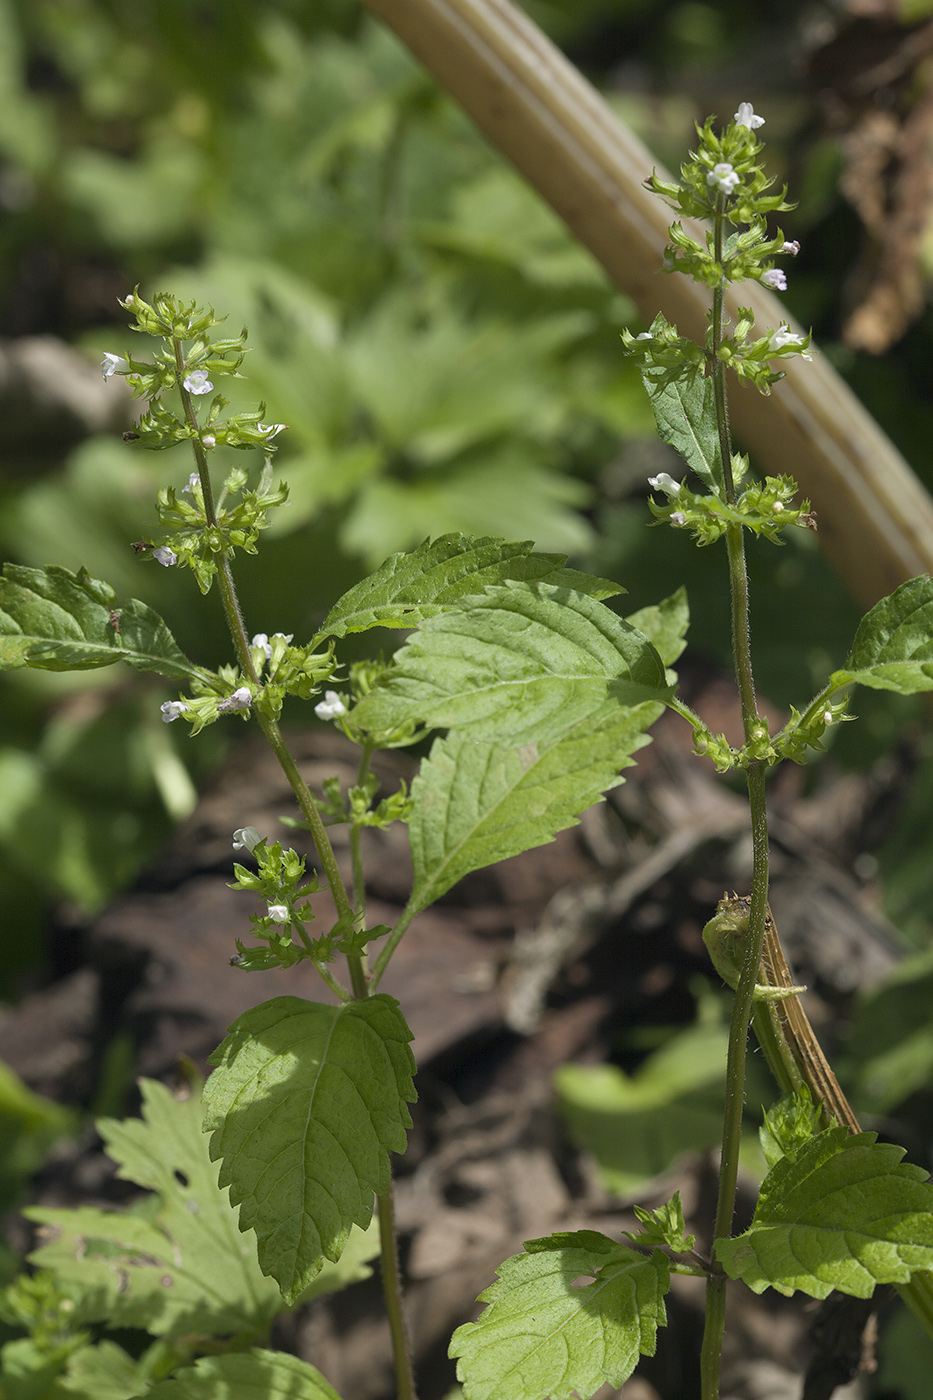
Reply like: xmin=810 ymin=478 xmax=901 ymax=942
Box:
xmin=2 ymin=104 xmax=933 ymax=1400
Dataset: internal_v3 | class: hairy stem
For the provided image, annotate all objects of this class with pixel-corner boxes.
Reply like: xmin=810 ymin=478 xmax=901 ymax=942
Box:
xmin=698 ymin=206 xmax=772 ymax=1400
xmin=378 ymin=1182 xmax=419 ymax=1400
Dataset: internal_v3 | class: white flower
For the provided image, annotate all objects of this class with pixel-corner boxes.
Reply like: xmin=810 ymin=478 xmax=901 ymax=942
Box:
xmin=181 ymin=472 xmax=199 ymax=494
xmin=101 ymin=353 xmax=129 ymax=379
xmin=202 ymin=434 xmax=216 ymax=449
xmin=232 ymin=826 xmax=261 ymax=852
xmin=160 ymin=700 xmax=188 ymax=723
xmin=648 ymin=472 xmax=681 ymax=497
xmin=267 ymin=904 xmax=289 ymax=923
xmin=217 ymin=686 xmax=252 ymax=714
xmin=153 ymin=545 xmax=178 ymax=567
xmin=183 ymin=369 xmax=213 ymax=395
xmin=707 ymin=163 xmax=740 ymax=196
xmin=251 ymin=633 xmax=273 ymax=660
xmin=635 ymin=332 xmax=653 ymax=341
xmin=671 ymin=511 xmax=688 ymax=526
xmin=315 ymin=690 xmax=347 ymax=721
xmin=762 ymin=269 xmax=788 ymax=291
xmin=772 ymin=326 xmax=812 ymax=360
xmin=773 ymin=501 xmax=785 ymax=513
xmin=823 ymin=711 xmax=833 ymax=726
xmin=259 ymin=423 xmax=287 ymax=441
xmin=734 ymin=102 xmax=765 ymax=130
xmin=780 ymin=240 xmax=800 ymax=256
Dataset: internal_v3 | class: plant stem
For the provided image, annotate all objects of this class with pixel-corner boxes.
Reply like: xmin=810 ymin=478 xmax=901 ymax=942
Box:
xmin=698 ymin=205 xmax=773 ymax=1400
xmin=378 ymin=1181 xmax=418 ymax=1400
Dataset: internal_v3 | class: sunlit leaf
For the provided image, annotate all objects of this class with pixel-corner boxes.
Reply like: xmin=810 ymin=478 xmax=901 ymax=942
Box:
xmin=832 ymin=576 xmax=933 ymax=695
xmin=450 ymin=1230 xmax=669 ymax=1400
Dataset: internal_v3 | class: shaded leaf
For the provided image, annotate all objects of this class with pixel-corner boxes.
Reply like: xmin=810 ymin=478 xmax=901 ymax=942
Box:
xmin=832 ymin=575 xmax=933 ymax=695
xmin=145 ymin=1350 xmax=343 ymax=1400
xmin=316 ymin=534 xmax=620 ymax=640
xmin=0 ymin=564 xmax=203 ymax=682
xmin=54 ymin=1341 xmax=145 ymax=1400
xmin=450 ymin=1230 xmax=669 ymax=1400
xmin=624 ymin=588 xmax=689 ymax=669
xmin=203 ymin=995 xmax=415 ymax=1306
xmin=353 ymin=581 xmax=669 ymax=746
xmin=645 ymin=372 xmax=722 ymax=493
xmin=716 ymin=1125 xmax=933 ymax=1299
xmin=408 ymin=701 xmax=659 ymax=913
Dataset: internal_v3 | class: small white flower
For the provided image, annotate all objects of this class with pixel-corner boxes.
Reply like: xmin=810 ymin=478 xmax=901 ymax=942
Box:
xmin=259 ymin=423 xmax=287 ymax=440
xmin=635 ymin=332 xmax=654 ymax=341
xmin=251 ymin=633 xmax=273 ymax=660
xmin=734 ymin=102 xmax=765 ymax=130
xmin=707 ymin=162 xmax=740 ymax=196
xmin=202 ymin=434 xmax=216 ymax=449
xmin=772 ymin=326 xmax=812 ymax=360
xmin=762 ymin=269 xmax=787 ymax=291
xmin=182 ymin=472 xmax=199 ymax=494
xmin=671 ymin=511 xmax=688 ymax=526
xmin=160 ymin=700 xmax=188 ymax=723
xmin=267 ymin=904 xmax=289 ymax=924
xmin=780 ymin=240 xmax=800 ymax=256
xmin=153 ymin=545 xmax=178 ymax=567
xmin=823 ymin=711 xmax=833 ymax=726
xmin=315 ymin=690 xmax=347 ymax=721
xmin=648 ymin=472 xmax=681 ymax=497
xmin=101 ymin=352 xmax=129 ymax=379
xmin=217 ymin=686 xmax=252 ymax=714
xmin=773 ymin=502 xmax=785 ymax=514
xmin=183 ymin=369 xmax=213 ymax=395
xmin=232 ymin=826 xmax=261 ymax=852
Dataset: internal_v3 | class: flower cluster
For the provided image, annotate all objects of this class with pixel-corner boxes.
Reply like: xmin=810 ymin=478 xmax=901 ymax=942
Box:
xmin=647 ymin=467 xmax=815 ymax=546
xmin=228 ymin=834 xmax=322 ymax=971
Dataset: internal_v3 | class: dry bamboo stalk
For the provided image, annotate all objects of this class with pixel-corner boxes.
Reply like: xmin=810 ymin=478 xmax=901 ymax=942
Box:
xmin=360 ymin=0 xmax=933 ymax=608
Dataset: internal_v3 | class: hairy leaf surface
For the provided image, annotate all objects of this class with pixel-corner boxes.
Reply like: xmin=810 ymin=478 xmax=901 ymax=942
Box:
xmin=450 ymin=1229 xmax=669 ymax=1400
xmin=645 ymin=371 xmax=721 ymax=493
xmin=832 ymin=575 xmax=933 ymax=695
xmin=409 ymin=701 xmax=659 ymax=911
xmin=353 ymin=581 xmax=669 ymax=745
xmin=203 ymin=995 xmax=415 ymax=1305
xmin=316 ymin=533 xmax=620 ymax=639
xmin=145 ymin=1350 xmax=343 ymax=1399
xmin=716 ymin=1125 xmax=933 ymax=1299
xmin=26 ymin=1079 xmax=283 ymax=1339
xmin=0 ymin=564 xmax=203 ymax=680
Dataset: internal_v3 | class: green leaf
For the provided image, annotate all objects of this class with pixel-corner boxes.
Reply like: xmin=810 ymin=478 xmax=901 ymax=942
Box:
xmin=624 ymin=1192 xmax=695 ymax=1255
xmin=450 ymin=1230 xmax=669 ymax=1400
xmin=624 ymin=588 xmax=689 ymax=669
xmin=831 ymin=575 xmax=933 ymax=696
xmin=315 ymin=534 xmax=620 ymax=640
xmin=353 ymin=581 xmax=669 ymax=746
xmin=145 ymin=1350 xmax=343 ymax=1400
xmin=26 ymin=1079 xmax=284 ymax=1340
xmin=203 ymin=995 xmax=415 ymax=1306
xmin=644 ymin=373 xmax=722 ymax=494
xmin=54 ymin=1341 xmax=145 ymax=1400
xmin=0 ymin=565 xmax=203 ymax=682
xmin=555 ymin=1020 xmax=732 ymax=1196
xmin=716 ymin=1125 xmax=933 ymax=1299
xmin=408 ymin=701 xmax=659 ymax=912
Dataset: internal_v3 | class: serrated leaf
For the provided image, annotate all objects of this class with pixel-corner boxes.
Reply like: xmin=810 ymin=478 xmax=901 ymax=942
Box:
xmin=450 ymin=1229 xmax=669 ymax=1400
xmin=26 ymin=1079 xmax=283 ymax=1340
xmin=0 ymin=564 xmax=203 ymax=682
xmin=315 ymin=534 xmax=620 ymax=640
xmin=830 ymin=576 xmax=933 ymax=696
xmin=409 ymin=700 xmax=660 ymax=912
xmin=645 ymin=373 xmax=722 ymax=493
xmin=203 ymin=995 xmax=415 ymax=1306
xmin=145 ymin=1350 xmax=343 ymax=1400
xmin=624 ymin=588 xmax=689 ymax=669
xmin=353 ymin=581 xmax=669 ymax=746
xmin=716 ymin=1125 xmax=933 ymax=1299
